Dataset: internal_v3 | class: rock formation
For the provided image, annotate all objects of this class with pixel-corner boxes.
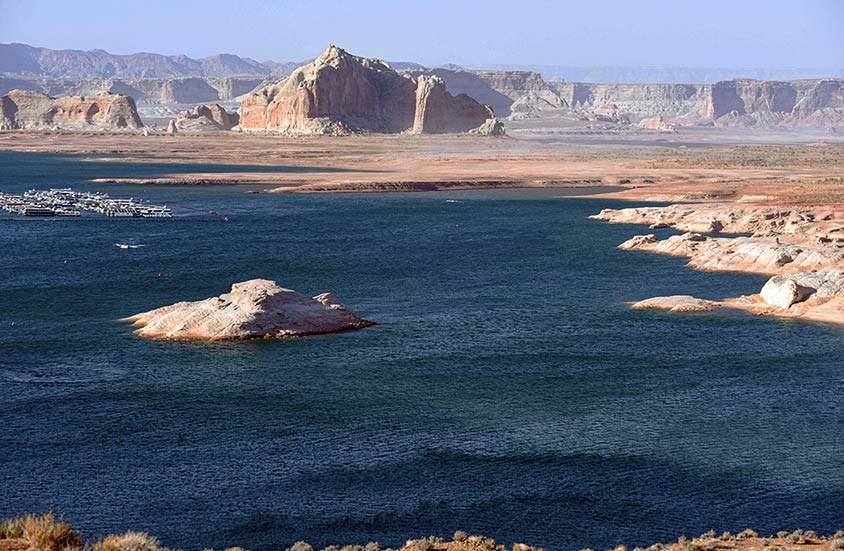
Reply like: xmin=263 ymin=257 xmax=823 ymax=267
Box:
xmin=166 ymin=119 xmax=177 ymax=134
xmin=637 ymin=115 xmax=674 ymax=132
xmin=239 ymin=45 xmax=496 ymax=134
xmin=593 ymin=203 xmax=844 ymax=275
xmin=0 ymin=89 xmax=142 ymax=129
xmin=404 ymin=68 xmax=562 ymax=117
xmin=631 ymin=295 xmax=718 ymax=313
xmin=412 ymin=75 xmax=494 ymax=134
xmin=0 ymin=76 xmax=266 ymax=107
xmin=122 ymin=279 xmax=375 ymax=341
xmin=470 ymin=117 xmax=507 ymax=136
xmin=596 ymin=199 xmax=844 ymax=325
xmin=176 ymin=103 xmax=238 ymax=131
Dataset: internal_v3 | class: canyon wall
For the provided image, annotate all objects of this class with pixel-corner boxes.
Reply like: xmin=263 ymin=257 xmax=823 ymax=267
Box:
xmin=404 ymin=68 xmax=562 ymax=117
xmin=0 ymin=76 xmax=265 ymax=105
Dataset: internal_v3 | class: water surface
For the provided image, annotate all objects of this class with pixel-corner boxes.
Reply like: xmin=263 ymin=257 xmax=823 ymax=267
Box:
xmin=1 ymin=152 xmax=842 ymax=551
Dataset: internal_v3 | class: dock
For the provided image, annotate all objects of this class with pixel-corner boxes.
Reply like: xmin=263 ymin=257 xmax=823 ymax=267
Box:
xmin=0 ymin=188 xmax=173 ymax=218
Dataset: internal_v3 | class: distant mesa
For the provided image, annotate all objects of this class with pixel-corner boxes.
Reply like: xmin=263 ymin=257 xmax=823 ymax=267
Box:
xmin=238 ymin=45 xmax=499 ymax=135
xmin=122 ymin=279 xmax=376 ymax=341
xmin=0 ymin=89 xmax=142 ymax=130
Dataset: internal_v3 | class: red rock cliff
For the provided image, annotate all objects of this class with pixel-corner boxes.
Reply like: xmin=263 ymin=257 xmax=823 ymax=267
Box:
xmin=239 ymin=45 xmax=495 ymax=134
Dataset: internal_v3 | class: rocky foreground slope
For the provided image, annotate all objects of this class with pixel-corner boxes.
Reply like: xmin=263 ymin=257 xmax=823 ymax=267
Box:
xmin=122 ymin=279 xmax=375 ymax=340
xmin=0 ymin=89 xmax=142 ymax=130
xmin=0 ymin=515 xmax=842 ymax=551
xmin=239 ymin=46 xmax=499 ymax=134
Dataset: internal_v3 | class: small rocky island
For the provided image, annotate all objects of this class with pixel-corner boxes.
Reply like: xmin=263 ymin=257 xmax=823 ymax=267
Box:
xmin=122 ymin=279 xmax=375 ymax=340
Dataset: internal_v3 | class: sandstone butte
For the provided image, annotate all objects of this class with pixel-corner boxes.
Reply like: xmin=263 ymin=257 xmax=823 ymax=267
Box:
xmin=238 ymin=45 xmax=502 ymax=135
xmin=121 ymin=279 xmax=375 ymax=341
xmin=591 ymin=202 xmax=844 ymax=325
xmin=0 ymin=89 xmax=142 ymax=130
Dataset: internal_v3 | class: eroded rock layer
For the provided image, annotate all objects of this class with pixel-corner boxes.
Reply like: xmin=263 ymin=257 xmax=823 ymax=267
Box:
xmin=122 ymin=279 xmax=375 ymax=341
xmin=0 ymin=89 xmax=142 ymax=129
xmin=595 ymin=200 xmax=844 ymax=325
xmin=239 ymin=46 xmax=496 ymax=134
xmin=176 ymin=103 xmax=239 ymax=131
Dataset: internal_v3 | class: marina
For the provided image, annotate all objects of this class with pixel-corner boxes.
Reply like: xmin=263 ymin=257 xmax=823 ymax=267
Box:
xmin=0 ymin=188 xmax=173 ymax=218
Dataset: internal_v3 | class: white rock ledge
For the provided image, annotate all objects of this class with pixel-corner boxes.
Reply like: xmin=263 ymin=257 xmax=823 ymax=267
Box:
xmin=122 ymin=279 xmax=376 ymax=341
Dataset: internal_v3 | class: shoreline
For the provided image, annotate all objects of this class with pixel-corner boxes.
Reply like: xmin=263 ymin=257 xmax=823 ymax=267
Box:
xmin=1 ymin=515 xmax=842 ymax=551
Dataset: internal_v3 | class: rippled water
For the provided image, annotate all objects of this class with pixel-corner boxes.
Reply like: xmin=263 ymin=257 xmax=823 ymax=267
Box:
xmin=1 ymin=152 xmax=842 ymax=551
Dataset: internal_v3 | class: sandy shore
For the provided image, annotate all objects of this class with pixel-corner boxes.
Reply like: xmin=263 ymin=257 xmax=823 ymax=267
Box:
xmin=2 ymin=131 xmax=843 ymax=196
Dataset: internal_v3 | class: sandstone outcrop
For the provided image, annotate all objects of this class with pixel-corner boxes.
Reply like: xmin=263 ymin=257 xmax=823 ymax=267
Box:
xmin=176 ymin=103 xmax=238 ymax=131
xmin=470 ymin=117 xmax=506 ymax=136
xmin=404 ymin=68 xmax=562 ymax=117
xmin=760 ymin=276 xmax=811 ymax=308
xmin=0 ymin=89 xmax=142 ymax=129
xmin=637 ymin=115 xmax=674 ymax=132
xmin=631 ymin=295 xmax=718 ymax=312
xmin=412 ymin=75 xmax=493 ymax=134
xmin=122 ymin=279 xmax=375 ymax=340
xmin=597 ymin=200 xmax=844 ymax=325
xmin=239 ymin=45 xmax=496 ymax=134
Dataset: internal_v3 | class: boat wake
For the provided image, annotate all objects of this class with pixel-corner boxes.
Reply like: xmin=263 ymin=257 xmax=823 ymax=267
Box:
xmin=115 ymin=243 xmax=145 ymax=249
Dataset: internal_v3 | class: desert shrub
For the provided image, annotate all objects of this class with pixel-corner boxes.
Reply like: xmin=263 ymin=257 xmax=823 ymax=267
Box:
xmin=777 ymin=533 xmax=789 ymax=539
xmin=833 ymin=532 xmax=844 ymax=540
xmin=803 ymin=532 xmax=817 ymax=542
xmin=830 ymin=539 xmax=844 ymax=550
xmin=223 ymin=547 xmax=250 ymax=551
xmin=701 ymin=532 xmax=716 ymax=540
xmin=453 ymin=533 xmax=468 ymax=543
xmin=738 ymin=530 xmax=758 ymax=540
xmin=98 ymin=532 xmax=161 ymax=551
xmin=719 ymin=533 xmax=732 ymax=542
xmin=705 ymin=540 xmax=718 ymax=551
xmin=1 ymin=517 xmax=26 ymax=540
xmin=287 ymin=543 xmax=314 ymax=551
xmin=22 ymin=514 xmax=82 ymax=551
xmin=786 ymin=532 xmax=804 ymax=545
xmin=364 ymin=543 xmax=380 ymax=551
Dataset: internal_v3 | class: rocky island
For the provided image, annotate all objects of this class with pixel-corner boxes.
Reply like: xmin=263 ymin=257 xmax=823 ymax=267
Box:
xmin=122 ymin=279 xmax=375 ymax=340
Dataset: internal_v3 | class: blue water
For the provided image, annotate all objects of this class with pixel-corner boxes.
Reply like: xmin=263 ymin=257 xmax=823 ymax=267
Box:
xmin=1 ymin=152 xmax=842 ymax=551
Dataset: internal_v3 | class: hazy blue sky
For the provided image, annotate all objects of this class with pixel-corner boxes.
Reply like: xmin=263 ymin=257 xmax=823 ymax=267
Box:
xmin=2 ymin=0 xmax=843 ymax=68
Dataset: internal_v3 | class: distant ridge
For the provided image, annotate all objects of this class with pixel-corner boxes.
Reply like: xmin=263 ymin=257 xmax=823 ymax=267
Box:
xmin=0 ymin=43 xmax=305 ymax=78
xmin=0 ymin=43 xmax=425 ymax=80
xmin=470 ymin=64 xmax=844 ymax=84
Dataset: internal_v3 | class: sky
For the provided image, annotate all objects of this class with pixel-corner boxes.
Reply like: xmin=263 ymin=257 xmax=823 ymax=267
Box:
xmin=2 ymin=0 xmax=843 ymax=69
